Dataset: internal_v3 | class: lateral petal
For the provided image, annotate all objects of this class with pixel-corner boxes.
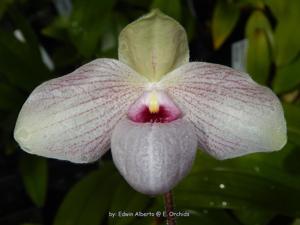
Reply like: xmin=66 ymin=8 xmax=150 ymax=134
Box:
xmin=111 ymin=118 xmax=197 ymax=195
xmin=14 ymin=59 xmax=147 ymax=163
xmin=159 ymin=62 xmax=287 ymax=159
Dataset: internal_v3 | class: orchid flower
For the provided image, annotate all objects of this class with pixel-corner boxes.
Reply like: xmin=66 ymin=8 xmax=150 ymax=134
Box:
xmin=14 ymin=10 xmax=287 ymax=195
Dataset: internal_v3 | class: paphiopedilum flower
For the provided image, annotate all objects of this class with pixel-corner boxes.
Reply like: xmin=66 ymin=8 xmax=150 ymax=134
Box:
xmin=14 ymin=10 xmax=286 ymax=195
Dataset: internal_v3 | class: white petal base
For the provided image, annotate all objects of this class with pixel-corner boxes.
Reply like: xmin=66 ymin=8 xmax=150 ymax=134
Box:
xmin=111 ymin=119 xmax=197 ymax=195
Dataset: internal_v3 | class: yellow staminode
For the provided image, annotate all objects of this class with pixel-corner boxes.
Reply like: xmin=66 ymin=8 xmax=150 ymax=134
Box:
xmin=149 ymin=92 xmax=159 ymax=113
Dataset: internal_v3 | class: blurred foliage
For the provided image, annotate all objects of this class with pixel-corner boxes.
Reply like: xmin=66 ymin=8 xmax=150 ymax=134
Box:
xmin=245 ymin=10 xmax=271 ymax=84
xmin=212 ymin=0 xmax=300 ymax=92
xmin=212 ymin=0 xmax=240 ymax=50
xmin=19 ymin=154 xmax=47 ymax=207
xmin=0 ymin=0 xmax=300 ymax=225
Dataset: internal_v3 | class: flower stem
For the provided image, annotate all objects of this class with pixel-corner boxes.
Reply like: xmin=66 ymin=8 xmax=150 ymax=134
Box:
xmin=163 ymin=191 xmax=176 ymax=225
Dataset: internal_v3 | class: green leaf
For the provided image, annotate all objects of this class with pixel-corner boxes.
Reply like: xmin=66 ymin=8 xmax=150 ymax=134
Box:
xmin=42 ymin=16 xmax=69 ymax=41
xmin=233 ymin=0 xmax=264 ymax=8
xmin=129 ymin=216 xmax=153 ymax=225
xmin=19 ymin=154 xmax=47 ymax=207
xmin=292 ymin=219 xmax=300 ymax=225
xmin=0 ymin=0 xmax=13 ymax=19
xmin=264 ymin=0 xmax=287 ymax=20
xmin=53 ymin=163 xmax=118 ymax=225
xmin=273 ymin=0 xmax=300 ymax=66
xmin=122 ymin=0 xmax=151 ymax=7
xmin=0 ymin=83 xmax=24 ymax=110
xmin=273 ymin=56 xmax=300 ymax=93
xmin=50 ymin=44 xmax=80 ymax=69
xmin=68 ymin=0 xmax=116 ymax=57
xmin=174 ymin=145 xmax=300 ymax=216
xmin=212 ymin=0 xmax=240 ymax=49
xmin=245 ymin=10 xmax=273 ymax=52
xmin=0 ymin=29 xmax=50 ymax=91
xmin=151 ymin=0 xmax=181 ymax=21
xmin=177 ymin=210 xmax=240 ymax=225
xmin=8 ymin=7 xmax=41 ymax=57
xmin=283 ymin=103 xmax=300 ymax=146
xmin=245 ymin=11 xmax=272 ymax=84
xmin=233 ymin=209 xmax=274 ymax=225
xmin=184 ymin=12 xmax=197 ymax=42
xmin=96 ymin=13 xmax=128 ymax=58
xmin=108 ymin=180 xmax=151 ymax=225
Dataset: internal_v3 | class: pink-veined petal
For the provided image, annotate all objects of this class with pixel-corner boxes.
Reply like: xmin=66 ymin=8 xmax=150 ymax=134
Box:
xmin=14 ymin=59 xmax=147 ymax=163
xmin=159 ymin=62 xmax=287 ymax=159
xmin=111 ymin=118 xmax=197 ymax=195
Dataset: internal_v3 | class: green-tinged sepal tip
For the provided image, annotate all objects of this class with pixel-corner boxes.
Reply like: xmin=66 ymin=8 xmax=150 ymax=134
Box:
xmin=118 ymin=9 xmax=189 ymax=81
